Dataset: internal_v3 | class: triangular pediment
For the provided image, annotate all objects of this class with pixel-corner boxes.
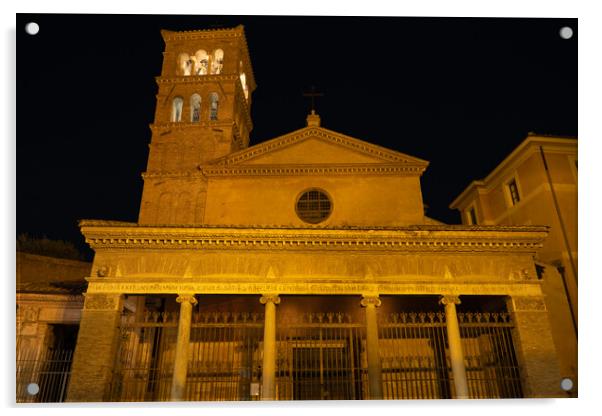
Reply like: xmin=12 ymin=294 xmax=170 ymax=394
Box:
xmin=208 ymin=126 xmax=429 ymax=168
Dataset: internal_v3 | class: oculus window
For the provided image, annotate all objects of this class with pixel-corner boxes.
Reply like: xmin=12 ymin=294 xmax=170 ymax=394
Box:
xmin=296 ymin=189 xmax=332 ymax=224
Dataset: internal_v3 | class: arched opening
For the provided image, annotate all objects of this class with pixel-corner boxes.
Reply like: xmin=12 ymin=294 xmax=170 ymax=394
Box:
xmin=194 ymin=50 xmax=209 ymax=75
xmin=177 ymin=53 xmax=192 ymax=76
xmin=209 ymin=93 xmax=219 ymax=121
xmin=190 ymin=94 xmax=201 ymax=122
xmin=240 ymin=72 xmax=249 ymax=100
xmin=211 ymin=49 xmax=224 ymax=74
xmin=171 ymin=96 xmax=184 ymax=122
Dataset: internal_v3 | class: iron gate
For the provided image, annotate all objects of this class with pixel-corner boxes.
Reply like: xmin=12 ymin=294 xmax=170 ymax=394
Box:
xmin=378 ymin=311 xmax=523 ymax=399
xmin=276 ymin=312 xmax=367 ymax=400
xmin=379 ymin=312 xmax=451 ymax=399
xmin=110 ymin=310 xmax=264 ymax=402
xmin=109 ymin=311 xmax=178 ymax=401
xmin=16 ymin=348 xmax=74 ymax=403
xmin=109 ymin=300 xmax=523 ymax=401
xmin=458 ymin=312 xmax=522 ymax=398
xmin=185 ymin=311 xmax=264 ymax=401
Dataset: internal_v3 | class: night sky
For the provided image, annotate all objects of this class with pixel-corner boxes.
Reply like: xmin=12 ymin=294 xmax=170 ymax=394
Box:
xmin=16 ymin=14 xmax=577 ymax=258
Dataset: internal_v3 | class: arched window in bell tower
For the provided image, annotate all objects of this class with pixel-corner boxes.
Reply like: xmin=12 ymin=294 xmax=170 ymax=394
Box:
xmin=178 ymin=53 xmax=192 ymax=76
xmin=211 ymin=49 xmax=224 ymax=74
xmin=190 ymin=94 xmax=201 ymax=122
xmin=171 ymin=96 xmax=184 ymax=122
xmin=240 ymin=72 xmax=249 ymax=100
xmin=209 ymin=93 xmax=219 ymax=120
xmin=194 ymin=50 xmax=209 ymax=75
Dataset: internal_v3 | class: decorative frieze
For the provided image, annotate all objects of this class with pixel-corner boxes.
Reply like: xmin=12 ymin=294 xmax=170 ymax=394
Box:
xmin=17 ymin=305 xmax=40 ymax=322
xmin=509 ymin=296 xmax=547 ymax=312
xmin=84 ymin=293 xmax=121 ymax=311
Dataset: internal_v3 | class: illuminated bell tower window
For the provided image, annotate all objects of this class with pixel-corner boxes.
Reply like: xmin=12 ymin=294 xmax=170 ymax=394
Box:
xmin=240 ymin=71 xmax=249 ymax=100
xmin=209 ymin=93 xmax=219 ymax=120
xmin=296 ymin=189 xmax=332 ymax=224
xmin=211 ymin=49 xmax=224 ymax=74
xmin=194 ymin=49 xmax=209 ymax=75
xmin=171 ymin=96 xmax=183 ymax=122
xmin=178 ymin=53 xmax=192 ymax=76
xmin=190 ymin=94 xmax=201 ymax=122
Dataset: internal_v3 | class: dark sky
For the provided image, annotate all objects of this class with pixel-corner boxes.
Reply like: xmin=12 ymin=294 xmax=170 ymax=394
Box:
xmin=16 ymin=14 xmax=577 ymax=258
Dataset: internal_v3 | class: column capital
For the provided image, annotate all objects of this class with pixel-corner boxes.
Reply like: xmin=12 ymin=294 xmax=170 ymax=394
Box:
xmin=360 ymin=295 xmax=382 ymax=308
xmin=260 ymin=294 xmax=281 ymax=305
xmin=439 ymin=295 xmax=461 ymax=306
xmin=176 ymin=294 xmax=198 ymax=305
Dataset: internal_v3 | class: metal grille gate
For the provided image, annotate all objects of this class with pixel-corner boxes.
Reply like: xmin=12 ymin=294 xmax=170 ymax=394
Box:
xmin=109 ymin=302 xmax=522 ymax=401
xmin=379 ymin=312 xmax=451 ymax=399
xmin=110 ymin=310 xmax=264 ymax=402
xmin=378 ymin=311 xmax=522 ymax=399
xmin=458 ymin=312 xmax=522 ymax=398
xmin=109 ymin=311 xmax=178 ymax=401
xmin=185 ymin=311 xmax=264 ymax=401
xmin=16 ymin=348 xmax=74 ymax=403
xmin=276 ymin=313 xmax=367 ymax=400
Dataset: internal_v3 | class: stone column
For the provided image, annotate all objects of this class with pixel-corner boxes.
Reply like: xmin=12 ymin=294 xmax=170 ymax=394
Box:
xmin=170 ymin=294 xmax=197 ymax=401
xmin=66 ymin=293 xmax=124 ymax=402
xmin=439 ymin=295 xmax=469 ymax=399
xmin=506 ymin=295 xmax=563 ymax=397
xmin=260 ymin=294 xmax=280 ymax=400
xmin=360 ymin=295 xmax=383 ymax=400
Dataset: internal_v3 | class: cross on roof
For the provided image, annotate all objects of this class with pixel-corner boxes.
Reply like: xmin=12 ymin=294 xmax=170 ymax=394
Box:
xmin=302 ymin=86 xmax=325 ymax=113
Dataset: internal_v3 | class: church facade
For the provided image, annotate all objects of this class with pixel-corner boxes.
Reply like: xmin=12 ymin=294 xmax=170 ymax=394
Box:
xmin=61 ymin=26 xmax=565 ymax=401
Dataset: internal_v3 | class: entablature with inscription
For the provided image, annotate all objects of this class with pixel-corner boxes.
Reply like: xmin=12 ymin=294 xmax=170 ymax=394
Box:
xmin=85 ymin=278 xmax=544 ymax=297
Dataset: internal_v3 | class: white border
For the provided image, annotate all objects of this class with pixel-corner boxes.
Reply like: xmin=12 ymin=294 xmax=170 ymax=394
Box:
xmin=3 ymin=2 xmax=599 ymax=416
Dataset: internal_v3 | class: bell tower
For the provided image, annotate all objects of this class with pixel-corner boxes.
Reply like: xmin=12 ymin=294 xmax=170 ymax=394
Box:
xmin=139 ymin=25 xmax=256 ymax=225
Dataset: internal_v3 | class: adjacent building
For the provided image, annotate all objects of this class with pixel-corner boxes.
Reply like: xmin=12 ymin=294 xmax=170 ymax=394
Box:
xmin=16 ymin=251 xmax=90 ymax=402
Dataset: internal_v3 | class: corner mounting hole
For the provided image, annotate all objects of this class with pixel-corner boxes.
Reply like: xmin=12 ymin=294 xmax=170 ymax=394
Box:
xmin=25 ymin=22 xmax=40 ymax=35
xmin=559 ymin=26 xmax=573 ymax=40
xmin=26 ymin=382 xmax=40 ymax=395
xmin=560 ymin=378 xmax=574 ymax=391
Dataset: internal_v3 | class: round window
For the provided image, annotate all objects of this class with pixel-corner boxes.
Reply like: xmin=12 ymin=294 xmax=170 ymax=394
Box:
xmin=296 ymin=189 xmax=332 ymax=224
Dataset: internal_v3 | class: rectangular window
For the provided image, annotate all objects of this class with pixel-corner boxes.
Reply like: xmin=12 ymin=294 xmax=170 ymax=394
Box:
xmin=508 ymin=179 xmax=520 ymax=205
xmin=467 ymin=206 xmax=477 ymax=225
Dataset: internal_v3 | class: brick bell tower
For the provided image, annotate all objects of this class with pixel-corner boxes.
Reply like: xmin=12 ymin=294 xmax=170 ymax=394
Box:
xmin=138 ymin=26 xmax=256 ymax=225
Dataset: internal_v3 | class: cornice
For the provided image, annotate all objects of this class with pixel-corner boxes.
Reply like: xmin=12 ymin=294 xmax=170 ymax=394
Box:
xmin=141 ymin=163 xmax=425 ymax=179
xmin=150 ymin=120 xmax=235 ymax=133
xmin=142 ymin=170 xmax=203 ymax=180
xmin=156 ymin=74 xmax=240 ymax=85
xmin=201 ymin=164 xmax=425 ymax=177
xmin=17 ymin=292 xmax=84 ymax=304
xmin=79 ymin=221 xmax=548 ymax=253
xmin=162 ymin=27 xmax=244 ymax=41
